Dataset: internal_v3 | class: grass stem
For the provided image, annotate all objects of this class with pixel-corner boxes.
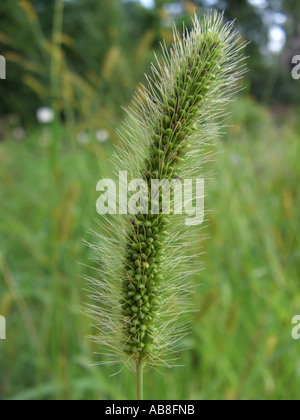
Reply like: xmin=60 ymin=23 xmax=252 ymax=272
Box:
xmin=136 ymin=359 xmax=144 ymax=400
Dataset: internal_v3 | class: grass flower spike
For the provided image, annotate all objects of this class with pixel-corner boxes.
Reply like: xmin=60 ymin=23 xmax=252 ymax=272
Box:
xmin=86 ymin=12 xmax=246 ymax=399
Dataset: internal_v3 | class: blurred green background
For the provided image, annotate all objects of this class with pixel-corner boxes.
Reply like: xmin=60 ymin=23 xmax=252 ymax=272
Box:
xmin=0 ymin=0 xmax=300 ymax=400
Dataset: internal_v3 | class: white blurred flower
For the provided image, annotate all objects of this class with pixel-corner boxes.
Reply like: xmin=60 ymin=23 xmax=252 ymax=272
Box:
xmin=77 ymin=131 xmax=89 ymax=144
xmin=36 ymin=107 xmax=55 ymax=124
xmin=12 ymin=127 xmax=26 ymax=141
xmin=95 ymin=129 xmax=109 ymax=143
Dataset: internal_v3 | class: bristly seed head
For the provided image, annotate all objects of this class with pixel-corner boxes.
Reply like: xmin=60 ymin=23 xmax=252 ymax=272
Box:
xmin=86 ymin=12 xmax=246 ymax=372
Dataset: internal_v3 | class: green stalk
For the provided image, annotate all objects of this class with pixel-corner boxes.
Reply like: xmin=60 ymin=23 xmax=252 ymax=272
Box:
xmin=136 ymin=359 xmax=144 ymax=400
xmin=50 ymin=0 xmax=64 ymax=170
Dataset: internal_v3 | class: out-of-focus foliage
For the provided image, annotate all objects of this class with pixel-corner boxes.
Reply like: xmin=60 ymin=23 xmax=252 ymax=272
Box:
xmin=0 ymin=0 xmax=300 ymax=402
xmin=0 ymin=0 xmax=300 ymax=128
xmin=1 ymin=97 xmax=300 ymax=400
xmin=0 ymin=0 xmax=158 ymax=125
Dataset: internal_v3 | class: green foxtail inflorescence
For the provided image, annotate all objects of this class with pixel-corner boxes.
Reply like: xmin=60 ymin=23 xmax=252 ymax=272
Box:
xmin=86 ymin=12 xmax=246 ymax=373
